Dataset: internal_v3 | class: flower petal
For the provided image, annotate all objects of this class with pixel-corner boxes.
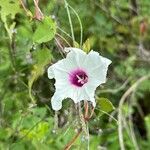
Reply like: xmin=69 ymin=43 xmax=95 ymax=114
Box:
xmin=51 ymin=86 xmax=78 ymax=110
xmin=83 ymin=50 xmax=111 ymax=86
xmin=48 ymin=48 xmax=111 ymax=110
xmin=51 ymin=91 xmax=63 ymax=110
xmin=51 ymin=84 xmax=95 ymax=110
xmin=47 ymin=66 xmax=55 ymax=79
xmin=51 ymin=82 xmax=76 ymax=110
xmin=84 ymin=84 xmax=96 ymax=106
xmin=48 ymin=48 xmax=87 ymax=80
xmin=65 ymin=47 xmax=87 ymax=68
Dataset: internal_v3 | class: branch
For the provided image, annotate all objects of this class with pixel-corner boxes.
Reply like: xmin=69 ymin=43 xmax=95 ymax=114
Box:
xmin=33 ymin=0 xmax=44 ymax=20
xmin=118 ymin=74 xmax=150 ymax=150
xmin=64 ymin=129 xmax=82 ymax=150
xmin=97 ymin=77 xmax=131 ymax=94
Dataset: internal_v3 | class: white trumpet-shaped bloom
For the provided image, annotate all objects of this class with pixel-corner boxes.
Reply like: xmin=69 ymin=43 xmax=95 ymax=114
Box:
xmin=48 ymin=47 xmax=111 ymax=110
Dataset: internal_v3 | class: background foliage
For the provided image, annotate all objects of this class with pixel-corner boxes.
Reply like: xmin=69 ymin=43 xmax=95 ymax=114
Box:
xmin=0 ymin=0 xmax=150 ymax=149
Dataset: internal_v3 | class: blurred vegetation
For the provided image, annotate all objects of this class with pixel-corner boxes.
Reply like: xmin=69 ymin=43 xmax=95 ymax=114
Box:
xmin=0 ymin=0 xmax=150 ymax=149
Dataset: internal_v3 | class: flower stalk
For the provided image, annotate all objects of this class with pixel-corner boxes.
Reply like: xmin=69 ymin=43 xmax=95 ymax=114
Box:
xmin=64 ymin=101 xmax=95 ymax=149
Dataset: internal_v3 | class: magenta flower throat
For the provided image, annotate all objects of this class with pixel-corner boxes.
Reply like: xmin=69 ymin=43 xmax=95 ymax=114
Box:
xmin=69 ymin=69 xmax=88 ymax=87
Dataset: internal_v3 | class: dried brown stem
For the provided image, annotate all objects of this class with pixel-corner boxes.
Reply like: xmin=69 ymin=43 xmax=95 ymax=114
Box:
xmin=64 ymin=102 xmax=95 ymax=150
xmin=64 ymin=129 xmax=82 ymax=150
xmin=84 ymin=101 xmax=89 ymax=119
xmin=88 ymin=106 xmax=95 ymax=119
xmin=20 ymin=0 xmax=29 ymax=14
xmin=33 ymin=0 xmax=44 ymax=20
xmin=20 ymin=0 xmax=33 ymax=18
xmin=118 ymin=74 xmax=150 ymax=150
xmin=84 ymin=102 xmax=94 ymax=121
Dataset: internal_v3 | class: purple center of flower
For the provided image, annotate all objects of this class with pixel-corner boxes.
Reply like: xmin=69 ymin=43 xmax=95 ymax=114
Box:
xmin=69 ymin=69 xmax=88 ymax=87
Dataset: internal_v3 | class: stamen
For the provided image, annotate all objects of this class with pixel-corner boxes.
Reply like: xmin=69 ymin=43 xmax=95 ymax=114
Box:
xmin=76 ymin=75 xmax=83 ymax=83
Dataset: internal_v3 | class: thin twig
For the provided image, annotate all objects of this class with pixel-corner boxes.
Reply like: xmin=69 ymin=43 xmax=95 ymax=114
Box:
xmin=56 ymin=33 xmax=71 ymax=47
xmin=57 ymin=27 xmax=72 ymax=39
xmin=128 ymin=109 xmax=140 ymax=149
xmin=118 ymin=74 xmax=150 ymax=150
xmin=84 ymin=101 xmax=89 ymax=119
xmin=64 ymin=129 xmax=82 ymax=150
xmin=64 ymin=0 xmax=75 ymax=42
xmin=20 ymin=0 xmax=29 ymax=15
xmin=96 ymin=108 xmax=118 ymax=124
xmin=55 ymin=38 xmax=66 ymax=58
xmin=33 ymin=0 xmax=44 ymax=20
xmin=64 ymin=101 xmax=95 ymax=150
xmin=86 ymin=122 xmax=90 ymax=150
xmin=19 ymin=0 xmax=32 ymax=17
xmin=17 ymin=117 xmax=45 ymax=142
xmin=88 ymin=106 xmax=95 ymax=119
xmin=53 ymin=111 xmax=58 ymax=133
xmin=68 ymin=5 xmax=83 ymax=47
xmin=98 ymin=77 xmax=131 ymax=94
xmin=95 ymin=1 xmax=128 ymax=25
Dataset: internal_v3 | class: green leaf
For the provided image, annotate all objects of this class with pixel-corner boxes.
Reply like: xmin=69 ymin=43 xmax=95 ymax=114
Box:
xmin=98 ymin=97 xmax=115 ymax=113
xmin=20 ymin=122 xmax=50 ymax=141
xmin=33 ymin=48 xmax=52 ymax=67
xmin=11 ymin=143 xmax=26 ymax=150
xmin=0 ymin=0 xmax=21 ymax=21
xmin=31 ymin=107 xmax=47 ymax=118
xmin=0 ymin=128 xmax=12 ymax=140
xmin=0 ymin=0 xmax=21 ymax=38
xmin=82 ymin=38 xmax=91 ymax=53
xmin=82 ymin=37 xmax=95 ymax=53
xmin=33 ymin=16 xmax=56 ymax=44
xmin=73 ymin=41 xmax=80 ymax=48
xmin=28 ymin=49 xmax=52 ymax=102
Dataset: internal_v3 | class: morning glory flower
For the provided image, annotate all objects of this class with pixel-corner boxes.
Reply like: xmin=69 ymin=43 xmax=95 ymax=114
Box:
xmin=48 ymin=47 xmax=111 ymax=110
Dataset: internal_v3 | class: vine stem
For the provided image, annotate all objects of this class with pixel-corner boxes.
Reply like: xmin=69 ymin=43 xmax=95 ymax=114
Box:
xmin=19 ymin=0 xmax=29 ymax=15
xmin=64 ymin=102 xmax=95 ymax=150
xmin=33 ymin=0 xmax=44 ymax=20
xmin=84 ymin=101 xmax=89 ymax=119
xmin=64 ymin=0 xmax=75 ymax=43
xmin=19 ymin=0 xmax=33 ymax=17
xmin=9 ymin=38 xmax=16 ymax=72
xmin=57 ymin=27 xmax=72 ymax=39
xmin=54 ymin=111 xmax=58 ymax=132
xmin=3 ymin=14 xmax=16 ymax=71
xmin=64 ymin=129 xmax=82 ymax=150
xmin=118 ymin=74 xmax=150 ymax=150
xmin=68 ymin=5 xmax=83 ymax=47
xmin=56 ymin=33 xmax=71 ymax=47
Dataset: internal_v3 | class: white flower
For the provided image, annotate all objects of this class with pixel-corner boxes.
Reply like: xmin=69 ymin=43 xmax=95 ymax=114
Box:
xmin=48 ymin=47 xmax=111 ymax=110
